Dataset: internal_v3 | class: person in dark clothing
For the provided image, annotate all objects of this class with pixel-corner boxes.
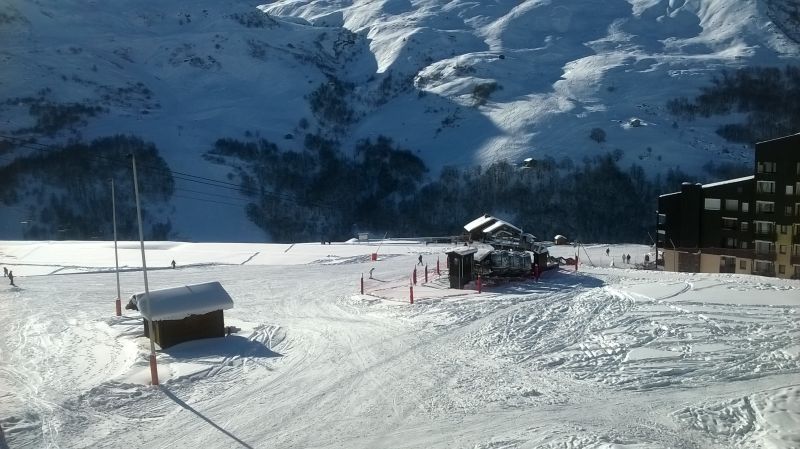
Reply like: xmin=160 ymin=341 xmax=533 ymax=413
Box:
xmin=2 ymin=267 xmax=7 ymax=277
xmin=626 ymin=254 xmax=631 ymax=264
xmin=8 ymin=271 xmax=14 ymax=286
xmin=418 ymin=255 xmax=423 ymax=265
xmin=171 ymin=260 xmax=176 ymax=269
xmin=605 ymin=248 xmax=610 ymax=257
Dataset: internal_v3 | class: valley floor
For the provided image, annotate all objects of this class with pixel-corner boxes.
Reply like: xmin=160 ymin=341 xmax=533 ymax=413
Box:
xmin=0 ymin=241 xmax=798 ymax=448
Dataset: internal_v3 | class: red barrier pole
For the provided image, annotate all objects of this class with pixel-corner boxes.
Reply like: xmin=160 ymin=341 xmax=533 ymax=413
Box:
xmin=425 ymin=265 xmax=428 ymax=283
xmin=149 ymin=354 xmax=159 ymax=386
xmin=115 ymin=298 xmax=122 ymax=316
xmin=477 ymin=275 xmax=482 ymax=293
xmin=437 ymin=257 xmax=440 ymax=275
xmin=413 ymin=267 xmax=417 ymax=285
xmin=410 ymin=283 xmax=414 ymax=304
xmin=360 ymin=273 xmax=364 ymax=294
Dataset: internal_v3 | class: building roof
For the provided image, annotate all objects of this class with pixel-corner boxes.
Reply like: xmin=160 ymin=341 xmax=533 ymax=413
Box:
xmin=702 ymin=175 xmax=754 ymax=189
xmin=483 ymin=220 xmax=522 ymax=234
xmin=446 ymin=247 xmax=478 ymax=256
xmin=130 ymin=281 xmax=234 ymax=321
xmin=464 ymin=214 xmax=497 ymax=232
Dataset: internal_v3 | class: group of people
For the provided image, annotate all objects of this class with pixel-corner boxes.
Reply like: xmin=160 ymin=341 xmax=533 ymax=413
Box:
xmin=606 ymin=248 xmax=632 ymax=264
xmin=3 ymin=267 xmax=14 ymax=286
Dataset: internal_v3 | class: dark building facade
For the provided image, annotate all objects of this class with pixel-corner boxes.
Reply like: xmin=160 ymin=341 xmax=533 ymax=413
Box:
xmin=657 ymin=133 xmax=800 ymax=279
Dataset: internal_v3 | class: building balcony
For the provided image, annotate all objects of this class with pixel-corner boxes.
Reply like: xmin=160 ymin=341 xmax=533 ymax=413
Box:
xmin=753 ymin=230 xmax=777 ymax=241
xmin=791 ymin=254 xmax=800 ymax=265
xmin=698 ymin=247 xmax=754 ymax=259
xmin=753 ymin=250 xmax=777 ymax=261
xmin=793 ymin=234 xmax=800 ymax=245
xmin=752 ymin=267 xmax=776 ymax=277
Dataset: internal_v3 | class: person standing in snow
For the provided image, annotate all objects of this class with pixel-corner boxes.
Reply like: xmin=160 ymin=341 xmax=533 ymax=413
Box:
xmin=626 ymin=254 xmax=631 ymax=264
xmin=369 ymin=267 xmax=375 ymax=279
xmin=2 ymin=267 xmax=7 ymax=277
xmin=171 ymin=260 xmax=176 ymax=269
xmin=605 ymin=248 xmax=610 ymax=257
xmin=418 ymin=255 xmax=423 ymax=266
xmin=8 ymin=271 xmax=14 ymax=286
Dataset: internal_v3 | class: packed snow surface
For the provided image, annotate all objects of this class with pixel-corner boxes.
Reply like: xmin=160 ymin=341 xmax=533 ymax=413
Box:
xmin=1 ymin=241 xmax=798 ymax=448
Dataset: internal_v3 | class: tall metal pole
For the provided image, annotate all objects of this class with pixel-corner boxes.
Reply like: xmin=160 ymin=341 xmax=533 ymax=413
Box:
xmin=112 ymin=179 xmax=122 ymax=317
xmin=132 ymin=154 xmax=159 ymax=386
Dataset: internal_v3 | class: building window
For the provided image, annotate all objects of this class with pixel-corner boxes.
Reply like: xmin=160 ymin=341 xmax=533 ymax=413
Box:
xmin=722 ymin=217 xmax=737 ymax=230
xmin=753 ymin=260 xmax=774 ymax=275
xmin=780 ymin=245 xmax=787 ymax=254
xmin=754 ymin=221 xmax=774 ymax=232
xmin=787 ymin=206 xmax=794 ymax=216
xmin=725 ymin=237 xmax=737 ymax=248
xmin=757 ymin=162 xmax=776 ymax=173
xmin=740 ymin=222 xmax=749 ymax=231
xmin=757 ymin=181 xmax=775 ymax=193
xmin=739 ymin=260 xmax=747 ymax=270
xmin=787 ymin=185 xmax=795 ymax=195
xmin=779 ymin=265 xmax=785 ymax=274
xmin=742 ymin=202 xmax=749 ymax=213
xmin=704 ymin=198 xmax=721 ymax=210
xmin=755 ymin=240 xmax=774 ymax=255
xmin=657 ymin=214 xmax=666 ymax=225
xmin=756 ymin=201 xmax=775 ymax=214
xmin=725 ymin=199 xmax=738 ymax=211
xmin=740 ymin=241 xmax=748 ymax=249
xmin=780 ymin=225 xmax=789 ymax=234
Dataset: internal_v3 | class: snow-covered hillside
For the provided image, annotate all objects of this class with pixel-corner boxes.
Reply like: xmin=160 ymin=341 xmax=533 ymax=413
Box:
xmin=0 ymin=0 xmax=798 ymax=240
xmin=1 ymin=240 xmax=798 ymax=448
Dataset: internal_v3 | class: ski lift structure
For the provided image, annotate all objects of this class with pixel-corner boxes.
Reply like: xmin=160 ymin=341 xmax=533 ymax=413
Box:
xmin=449 ymin=215 xmax=553 ymax=287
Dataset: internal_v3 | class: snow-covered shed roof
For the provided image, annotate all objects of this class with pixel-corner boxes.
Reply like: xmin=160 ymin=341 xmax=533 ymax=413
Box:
xmin=130 ymin=281 xmax=234 ymax=321
xmin=483 ymin=220 xmax=522 ymax=234
xmin=464 ymin=214 xmax=497 ymax=232
xmin=446 ymin=247 xmax=478 ymax=256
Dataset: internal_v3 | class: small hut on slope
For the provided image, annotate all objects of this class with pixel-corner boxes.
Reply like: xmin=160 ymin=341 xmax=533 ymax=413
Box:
xmin=127 ymin=281 xmax=234 ymax=349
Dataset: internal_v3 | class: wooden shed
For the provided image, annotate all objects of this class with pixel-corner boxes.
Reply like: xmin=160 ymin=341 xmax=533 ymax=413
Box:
xmin=446 ymin=247 xmax=477 ymax=289
xmin=127 ymin=281 xmax=234 ymax=349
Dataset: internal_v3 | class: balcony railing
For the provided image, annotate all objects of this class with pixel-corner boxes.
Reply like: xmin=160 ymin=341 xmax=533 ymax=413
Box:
xmin=753 ymin=249 xmax=777 ymax=261
xmin=752 ymin=267 xmax=776 ymax=277
xmin=753 ymin=230 xmax=777 ymax=241
xmin=696 ymin=247 xmax=754 ymax=259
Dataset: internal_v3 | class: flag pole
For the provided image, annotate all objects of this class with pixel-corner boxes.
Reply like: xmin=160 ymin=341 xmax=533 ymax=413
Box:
xmin=111 ymin=179 xmax=122 ymax=317
xmin=132 ymin=154 xmax=159 ymax=386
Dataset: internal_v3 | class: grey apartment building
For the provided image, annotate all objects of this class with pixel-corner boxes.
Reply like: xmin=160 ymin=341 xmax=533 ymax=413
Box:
xmin=656 ymin=133 xmax=800 ymax=279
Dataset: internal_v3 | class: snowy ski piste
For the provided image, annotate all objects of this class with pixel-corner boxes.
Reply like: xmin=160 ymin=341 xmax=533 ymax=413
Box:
xmin=1 ymin=240 xmax=798 ymax=448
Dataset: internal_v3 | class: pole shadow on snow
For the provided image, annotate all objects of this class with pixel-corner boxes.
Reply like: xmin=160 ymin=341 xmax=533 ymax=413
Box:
xmin=161 ymin=387 xmax=255 ymax=449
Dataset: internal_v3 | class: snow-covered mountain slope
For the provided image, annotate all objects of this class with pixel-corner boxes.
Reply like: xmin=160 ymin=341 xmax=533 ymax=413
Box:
xmin=1 ymin=241 xmax=798 ymax=448
xmin=0 ymin=0 xmax=798 ymax=240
